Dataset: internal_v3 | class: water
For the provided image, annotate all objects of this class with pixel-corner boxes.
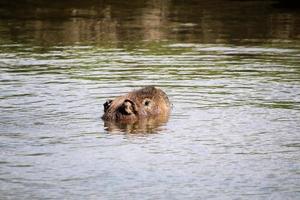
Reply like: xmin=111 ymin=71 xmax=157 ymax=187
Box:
xmin=1 ymin=0 xmax=300 ymax=199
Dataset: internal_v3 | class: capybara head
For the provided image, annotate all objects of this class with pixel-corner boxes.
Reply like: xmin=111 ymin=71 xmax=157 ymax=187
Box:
xmin=102 ymin=86 xmax=170 ymax=123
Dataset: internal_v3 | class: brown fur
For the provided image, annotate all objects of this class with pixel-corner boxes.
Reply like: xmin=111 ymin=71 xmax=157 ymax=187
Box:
xmin=102 ymin=86 xmax=170 ymax=123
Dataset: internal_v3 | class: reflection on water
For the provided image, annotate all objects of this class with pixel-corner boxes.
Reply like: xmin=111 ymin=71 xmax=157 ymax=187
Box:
xmin=104 ymin=112 xmax=170 ymax=134
xmin=1 ymin=0 xmax=300 ymax=200
xmin=0 ymin=0 xmax=300 ymax=45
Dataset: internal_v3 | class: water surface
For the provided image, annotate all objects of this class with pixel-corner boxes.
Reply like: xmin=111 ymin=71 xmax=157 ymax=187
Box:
xmin=1 ymin=0 xmax=300 ymax=199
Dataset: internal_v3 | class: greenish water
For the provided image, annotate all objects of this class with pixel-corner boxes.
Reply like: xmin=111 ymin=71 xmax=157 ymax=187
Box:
xmin=1 ymin=0 xmax=300 ymax=199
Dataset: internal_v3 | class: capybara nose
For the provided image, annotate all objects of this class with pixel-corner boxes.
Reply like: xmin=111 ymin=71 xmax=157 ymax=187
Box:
xmin=103 ymin=99 xmax=112 ymax=112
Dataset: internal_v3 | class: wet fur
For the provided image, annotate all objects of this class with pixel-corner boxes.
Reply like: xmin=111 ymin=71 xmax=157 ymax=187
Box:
xmin=102 ymin=86 xmax=170 ymax=122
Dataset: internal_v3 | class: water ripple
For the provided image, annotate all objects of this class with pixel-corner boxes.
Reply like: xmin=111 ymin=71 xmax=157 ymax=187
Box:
xmin=1 ymin=43 xmax=300 ymax=200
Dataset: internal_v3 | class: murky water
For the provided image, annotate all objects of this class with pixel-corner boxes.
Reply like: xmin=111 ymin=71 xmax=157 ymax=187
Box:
xmin=1 ymin=0 xmax=300 ymax=199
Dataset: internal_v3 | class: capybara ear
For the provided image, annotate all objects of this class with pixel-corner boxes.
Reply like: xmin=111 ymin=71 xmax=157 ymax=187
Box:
xmin=103 ymin=99 xmax=113 ymax=112
xmin=120 ymin=99 xmax=137 ymax=115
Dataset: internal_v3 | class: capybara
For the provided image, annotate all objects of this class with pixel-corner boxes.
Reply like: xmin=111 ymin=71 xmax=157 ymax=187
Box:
xmin=102 ymin=86 xmax=170 ymax=123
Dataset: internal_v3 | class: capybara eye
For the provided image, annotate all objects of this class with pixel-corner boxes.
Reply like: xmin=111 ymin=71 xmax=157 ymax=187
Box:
xmin=144 ymin=99 xmax=151 ymax=106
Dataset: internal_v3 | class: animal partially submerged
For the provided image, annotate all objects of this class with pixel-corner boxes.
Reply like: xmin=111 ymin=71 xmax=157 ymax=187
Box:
xmin=102 ymin=86 xmax=171 ymax=124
